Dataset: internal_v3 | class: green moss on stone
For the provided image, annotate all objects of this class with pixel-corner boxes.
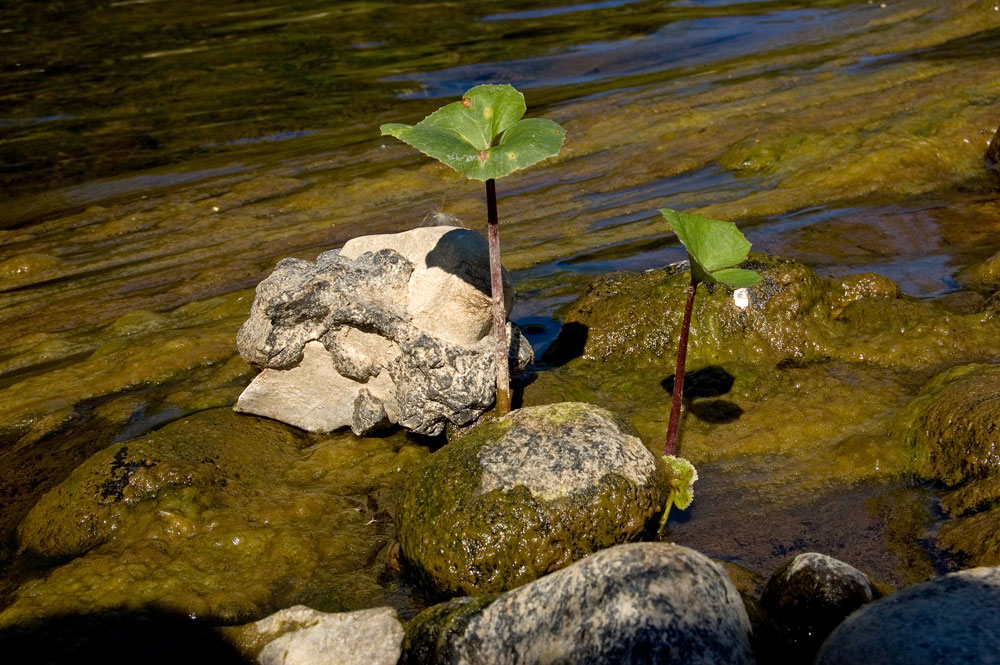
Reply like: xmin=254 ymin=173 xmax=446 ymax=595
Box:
xmin=397 ymin=403 xmax=668 ymax=595
xmin=938 ymin=505 xmax=1000 ymax=567
xmin=893 ymin=364 xmax=1000 ymax=485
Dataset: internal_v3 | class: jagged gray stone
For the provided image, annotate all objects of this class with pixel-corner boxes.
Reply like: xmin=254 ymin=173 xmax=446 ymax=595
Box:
xmin=234 ymin=226 xmax=532 ymax=436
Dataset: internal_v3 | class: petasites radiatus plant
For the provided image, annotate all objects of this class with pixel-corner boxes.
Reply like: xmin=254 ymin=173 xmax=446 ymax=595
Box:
xmin=381 ymin=84 xmax=565 ymax=415
xmin=658 ymin=208 xmax=761 ymax=532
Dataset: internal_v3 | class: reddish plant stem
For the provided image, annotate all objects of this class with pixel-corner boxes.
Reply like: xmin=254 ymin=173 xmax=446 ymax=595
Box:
xmin=664 ymin=275 xmax=698 ymax=456
xmin=486 ymin=178 xmax=512 ymax=416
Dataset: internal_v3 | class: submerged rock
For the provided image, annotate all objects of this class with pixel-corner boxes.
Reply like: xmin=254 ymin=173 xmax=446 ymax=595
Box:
xmin=815 ymin=566 xmax=1000 ymax=665
xmin=938 ymin=506 xmax=1000 ymax=567
xmin=760 ymin=552 xmax=876 ymax=660
xmin=544 ymin=253 xmax=1000 ymax=372
xmin=401 ymin=542 xmax=754 ymax=665
xmin=235 ymin=226 xmax=533 ymax=436
xmin=397 ymin=402 xmax=667 ymax=595
xmin=894 ymin=363 xmax=1000 ymax=485
xmin=231 ymin=605 xmax=404 ymax=665
xmin=5 ymin=408 xmax=424 ymax=626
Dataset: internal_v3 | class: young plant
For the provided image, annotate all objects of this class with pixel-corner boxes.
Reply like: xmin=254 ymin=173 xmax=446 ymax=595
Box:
xmin=381 ymin=84 xmax=566 ymax=416
xmin=658 ymin=208 xmax=761 ymax=532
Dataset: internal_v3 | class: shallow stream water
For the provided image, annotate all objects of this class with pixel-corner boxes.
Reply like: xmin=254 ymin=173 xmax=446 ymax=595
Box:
xmin=2 ymin=0 xmax=1000 ymax=641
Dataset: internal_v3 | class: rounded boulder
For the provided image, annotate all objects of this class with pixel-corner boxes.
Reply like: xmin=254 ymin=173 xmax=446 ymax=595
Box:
xmin=397 ymin=402 xmax=668 ymax=595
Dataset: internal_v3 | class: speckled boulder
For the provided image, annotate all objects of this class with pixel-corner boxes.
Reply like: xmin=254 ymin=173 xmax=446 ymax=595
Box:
xmin=815 ymin=567 xmax=1000 ymax=665
xmin=893 ymin=363 xmax=1000 ymax=485
xmin=401 ymin=542 xmax=754 ymax=665
xmin=397 ymin=402 xmax=668 ymax=595
xmin=760 ymin=552 xmax=875 ymax=660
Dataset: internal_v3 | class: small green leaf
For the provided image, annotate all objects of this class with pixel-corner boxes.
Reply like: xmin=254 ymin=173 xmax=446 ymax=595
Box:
xmin=663 ymin=454 xmax=698 ymax=510
xmin=380 ymin=84 xmax=565 ymax=181
xmin=661 ymin=209 xmax=762 ymax=287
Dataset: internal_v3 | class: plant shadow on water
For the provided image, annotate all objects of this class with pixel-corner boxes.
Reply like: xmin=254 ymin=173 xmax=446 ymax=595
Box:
xmin=661 ymin=365 xmax=743 ymax=425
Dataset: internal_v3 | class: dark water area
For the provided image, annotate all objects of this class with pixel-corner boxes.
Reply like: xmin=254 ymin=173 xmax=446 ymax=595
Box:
xmin=2 ymin=0 xmax=1000 ymax=647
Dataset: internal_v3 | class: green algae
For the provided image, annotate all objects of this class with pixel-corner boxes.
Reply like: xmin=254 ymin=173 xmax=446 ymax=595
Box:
xmin=938 ymin=505 xmax=1000 ymax=567
xmin=893 ymin=364 xmax=1000 ymax=485
xmin=397 ymin=404 xmax=668 ymax=595
xmin=1 ymin=408 xmax=429 ymax=627
xmin=399 ymin=594 xmax=499 ymax=665
xmin=522 ymin=257 xmax=1000 ymax=505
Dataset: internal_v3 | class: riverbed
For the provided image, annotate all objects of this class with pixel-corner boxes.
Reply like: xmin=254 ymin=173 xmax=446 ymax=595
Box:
xmin=2 ymin=0 xmax=1000 ymax=632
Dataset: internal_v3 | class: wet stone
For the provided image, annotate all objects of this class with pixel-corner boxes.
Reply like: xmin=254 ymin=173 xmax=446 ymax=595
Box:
xmin=235 ymin=225 xmax=533 ymax=436
xmin=397 ymin=402 xmax=668 ymax=595
xmin=893 ymin=363 xmax=1000 ymax=485
xmin=402 ymin=542 xmax=754 ymax=665
xmin=760 ymin=552 xmax=876 ymax=661
xmin=816 ymin=567 xmax=1000 ymax=665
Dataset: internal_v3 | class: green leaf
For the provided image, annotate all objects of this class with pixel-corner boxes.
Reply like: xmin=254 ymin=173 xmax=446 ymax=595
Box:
xmin=663 ymin=455 xmax=698 ymax=510
xmin=661 ymin=209 xmax=762 ymax=287
xmin=380 ymin=84 xmax=565 ymax=181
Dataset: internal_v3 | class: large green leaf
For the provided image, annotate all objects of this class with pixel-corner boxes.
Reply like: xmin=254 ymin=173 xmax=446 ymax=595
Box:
xmin=380 ymin=84 xmax=566 ymax=181
xmin=661 ymin=208 xmax=762 ymax=287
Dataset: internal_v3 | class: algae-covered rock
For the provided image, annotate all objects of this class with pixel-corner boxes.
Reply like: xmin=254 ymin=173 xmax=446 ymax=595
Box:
xmin=760 ymin=552 xmax=876 ymax=661
xmin=547 ymin=254 xmax=836 ymax=368
xmin=397 ymin=402 xmax=667 ymax=595
xmin=938 ymin=506 xmax=1000 ymax=567
xmin=957 ymin=248 xmax=1000 ymax=292
xmin=402 ymin=542 xmax=754 ymax=665
xmin=546 ymin=254 xmax=1000 ymax=373
xmin=400 ymin=595 xmax=499 ymax=665
xmin=4 ymin=408 xmax=427 ymax=626
xmin=893 ymin=363 xmax=1000 ymax=485
xmin=815 ymin=567 xmax=1000 ymax=665
xmin=17 ymin=411 xmax=294 ymax=558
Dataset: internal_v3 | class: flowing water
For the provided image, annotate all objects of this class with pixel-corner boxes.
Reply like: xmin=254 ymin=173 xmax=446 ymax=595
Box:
xmin=2 ymin=0 xmax=1000 ymax=644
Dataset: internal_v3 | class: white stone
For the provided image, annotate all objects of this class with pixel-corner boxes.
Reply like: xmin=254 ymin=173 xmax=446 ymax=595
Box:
xmin=253 ymin=605 xmax=403 ymax=665
xmin=341 ymin=225 xmax=511 ymax=348
xmin=234 ymin=341 xmax=396 ymax=432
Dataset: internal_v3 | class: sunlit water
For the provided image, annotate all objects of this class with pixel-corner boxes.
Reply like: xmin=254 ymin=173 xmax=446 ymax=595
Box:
xmin=2 ymin=0 xmax=1000 ymax=641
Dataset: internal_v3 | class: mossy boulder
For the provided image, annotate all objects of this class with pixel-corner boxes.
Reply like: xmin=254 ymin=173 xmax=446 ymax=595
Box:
xmin=397 ymin=402 xmax=668 ymax=595
xmin=957 ymin=249 xmax=1000 ymax=292
xmin=5 ymin=408 xmax=425 ymax=626
xmin=547 ymin=255 xmax=836 ymax=368
xmin=546 ymin=253 xmax=1000 ymax=372
xmin=893 ymin=363 xmax=1000 ymax=485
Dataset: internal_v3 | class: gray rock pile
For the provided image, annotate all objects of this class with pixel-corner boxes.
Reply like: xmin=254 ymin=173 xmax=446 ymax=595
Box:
xmin=235 ymin=226 xmax=532 ymax=436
